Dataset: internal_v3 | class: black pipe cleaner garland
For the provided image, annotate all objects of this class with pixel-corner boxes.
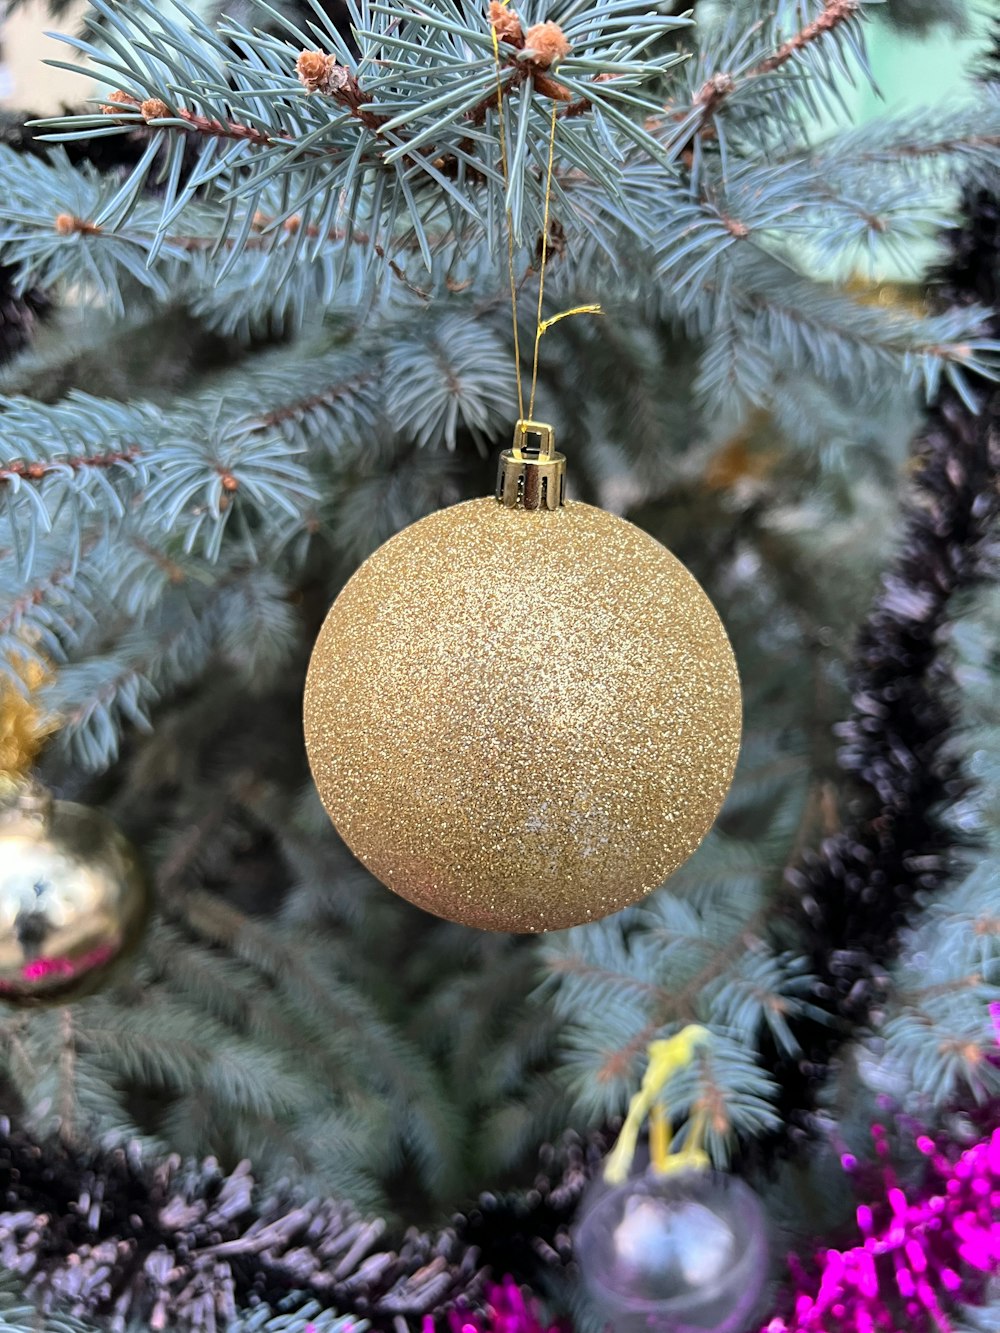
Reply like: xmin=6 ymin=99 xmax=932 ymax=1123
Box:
xmin=0 ymin=1117 xmax=615 ymax=1331
xmin=768 ymin=179 xmax=1000 ymax=1138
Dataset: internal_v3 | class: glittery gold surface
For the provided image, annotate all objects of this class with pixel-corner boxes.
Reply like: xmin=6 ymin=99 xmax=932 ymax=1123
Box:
xmin=304 ymin=499 xmax=742 ymax=933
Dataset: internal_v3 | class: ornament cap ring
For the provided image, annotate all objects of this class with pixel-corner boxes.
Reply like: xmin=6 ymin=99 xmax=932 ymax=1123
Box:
xmin=496 ymin=419 xmax=566 ymax=510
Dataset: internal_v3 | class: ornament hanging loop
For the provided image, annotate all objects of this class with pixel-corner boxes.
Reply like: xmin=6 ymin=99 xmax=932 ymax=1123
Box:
xmin=604 ymin=1026 xmax=713 ymax=1185
xmin=496 ymin=418 xmax=566 ymax=510
xmin=511 ymin=419 xmax=556 ymax=461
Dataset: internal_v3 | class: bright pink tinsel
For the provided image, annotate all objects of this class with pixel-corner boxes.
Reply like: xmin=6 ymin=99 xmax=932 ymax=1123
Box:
xmin=762 ymin=1117 xmax=1000 ymax=1332
xmin=431 ymin=1278 xmax=565 ymax=1333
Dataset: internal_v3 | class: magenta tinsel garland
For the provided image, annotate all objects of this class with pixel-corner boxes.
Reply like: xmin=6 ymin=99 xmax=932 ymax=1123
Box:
xmin=434 ymin=1278 xmax=565 ymax=1333
xmin=762 ymin=1112 xmax=1000 ymax=1333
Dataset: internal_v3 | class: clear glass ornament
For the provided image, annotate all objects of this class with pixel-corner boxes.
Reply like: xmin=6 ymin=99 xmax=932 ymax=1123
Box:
xmin=574 ymin=1169 xmax=768 ymax=1333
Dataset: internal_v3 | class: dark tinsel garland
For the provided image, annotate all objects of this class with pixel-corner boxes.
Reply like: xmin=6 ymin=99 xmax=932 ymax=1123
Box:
xmin=0 ymin=1118 xmax=484 ymax=1332
xmin=0 ymin=1119 xmax=610 ymax=1331
xmin=769 ymin=178 xmax=1000 ymax=1127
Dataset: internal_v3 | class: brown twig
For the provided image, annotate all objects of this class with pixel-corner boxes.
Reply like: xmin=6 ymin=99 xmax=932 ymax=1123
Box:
xmin=47 ymin=201 xmax=433 ymax=299
xmin=0 ymin=537 xmax=101 ymax=639
xmin=258 ymin=368 xmax=380 ymax=427
xmin=105 ymin=91 xmax=275 ymax=147
xmin=97 ymin=30 xmax=608 ymax=276
xmin=662 ymin=0 xmax=861 ymax=151
xmin=155 ymin=791 xmax=239 ymax=894
xmin=107 ymin=22 xmax=578 ymax=164
xmin=59 ymin=598 xmax=237 ymax=733
xmin=859 ymin=135 xmax=1000 ymax=162
xmin=0 ymin=446 xmax=142 ymax=487
xmin=129 ymin=536 xmax=188 ymax=586
xmin=175 ymin=108 xmax=273 ymax=144
xmin=754 ymin=0 xmax=860 ymax=75
xmin=898 ymin=973 xmax=985 ymax=1004
xmin=545 ymin=956 xmax=674 ymax=1003
xmin=745 ymin=286 xmax=984 ymax=367
xmin=119 ymin=27 xmax=581 ymax=151
xmin=0 ymin=369 xmax=377 ymax=553
xmin=269 ymin=216 xmax=430 ymax=297
xmin=593 ymin=905 xmax=773 ymax=1084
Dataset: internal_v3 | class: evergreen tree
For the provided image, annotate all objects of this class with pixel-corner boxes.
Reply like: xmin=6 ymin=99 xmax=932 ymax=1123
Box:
xmin=0 ymin=0 xmax=998 ymax=1330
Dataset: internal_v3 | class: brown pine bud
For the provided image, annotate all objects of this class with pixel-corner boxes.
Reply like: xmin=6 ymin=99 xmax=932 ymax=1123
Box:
xmin=489 ymin=2 xmax=524 ymax=47
xmin=220 ymin=473 xmax=239 ymax=493
xmin=523 ymin=20 xmax=571 ymax=68
xmin=693 ymin=71 xmax=735 ymax=109
xmin=140 ymin=98 xmax=171 ymax=121
xmin=54 ymin=214 xmax=101 ymax=236
xmin=101 ymin=89 xmax=137 ymax=115
xmin=297 ymin=50 xmax=337 ymax=93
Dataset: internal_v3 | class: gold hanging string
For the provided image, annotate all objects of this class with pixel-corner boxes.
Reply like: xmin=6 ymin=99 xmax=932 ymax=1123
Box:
xmin=527 ymin=99 xmax=558 ymax=422
xmin=526 ymin=99 xmax=603 ymax=422
xmin=490 ymin=7 xmax=603 ymax=428
xmin=491 ymin=2 xmax=525 ymax=422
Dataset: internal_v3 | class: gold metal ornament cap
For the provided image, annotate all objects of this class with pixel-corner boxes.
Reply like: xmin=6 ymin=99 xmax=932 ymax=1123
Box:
xmin=496 ymin=419 xmax=566 ymax=510
xmin=304 ymin=489 xmax=743 ymax=933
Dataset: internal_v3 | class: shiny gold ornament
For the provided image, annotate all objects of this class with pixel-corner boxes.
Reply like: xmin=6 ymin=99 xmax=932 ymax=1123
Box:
xmin=0 ymin=787 xmax=150 ymax=1006
xmin=304 ymin=423 xmax=741 ymax=932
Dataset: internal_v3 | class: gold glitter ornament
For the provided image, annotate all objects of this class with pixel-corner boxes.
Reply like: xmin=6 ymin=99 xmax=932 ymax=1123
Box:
xmin=0 ymin=785 xmax=150 ymax=1006
xmin=304 ymin=423 xmax=741 ymax=932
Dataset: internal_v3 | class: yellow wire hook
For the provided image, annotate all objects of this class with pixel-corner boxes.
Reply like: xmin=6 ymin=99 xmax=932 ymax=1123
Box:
xmin=604 ymin=1025 xmax=713 ymax=1185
